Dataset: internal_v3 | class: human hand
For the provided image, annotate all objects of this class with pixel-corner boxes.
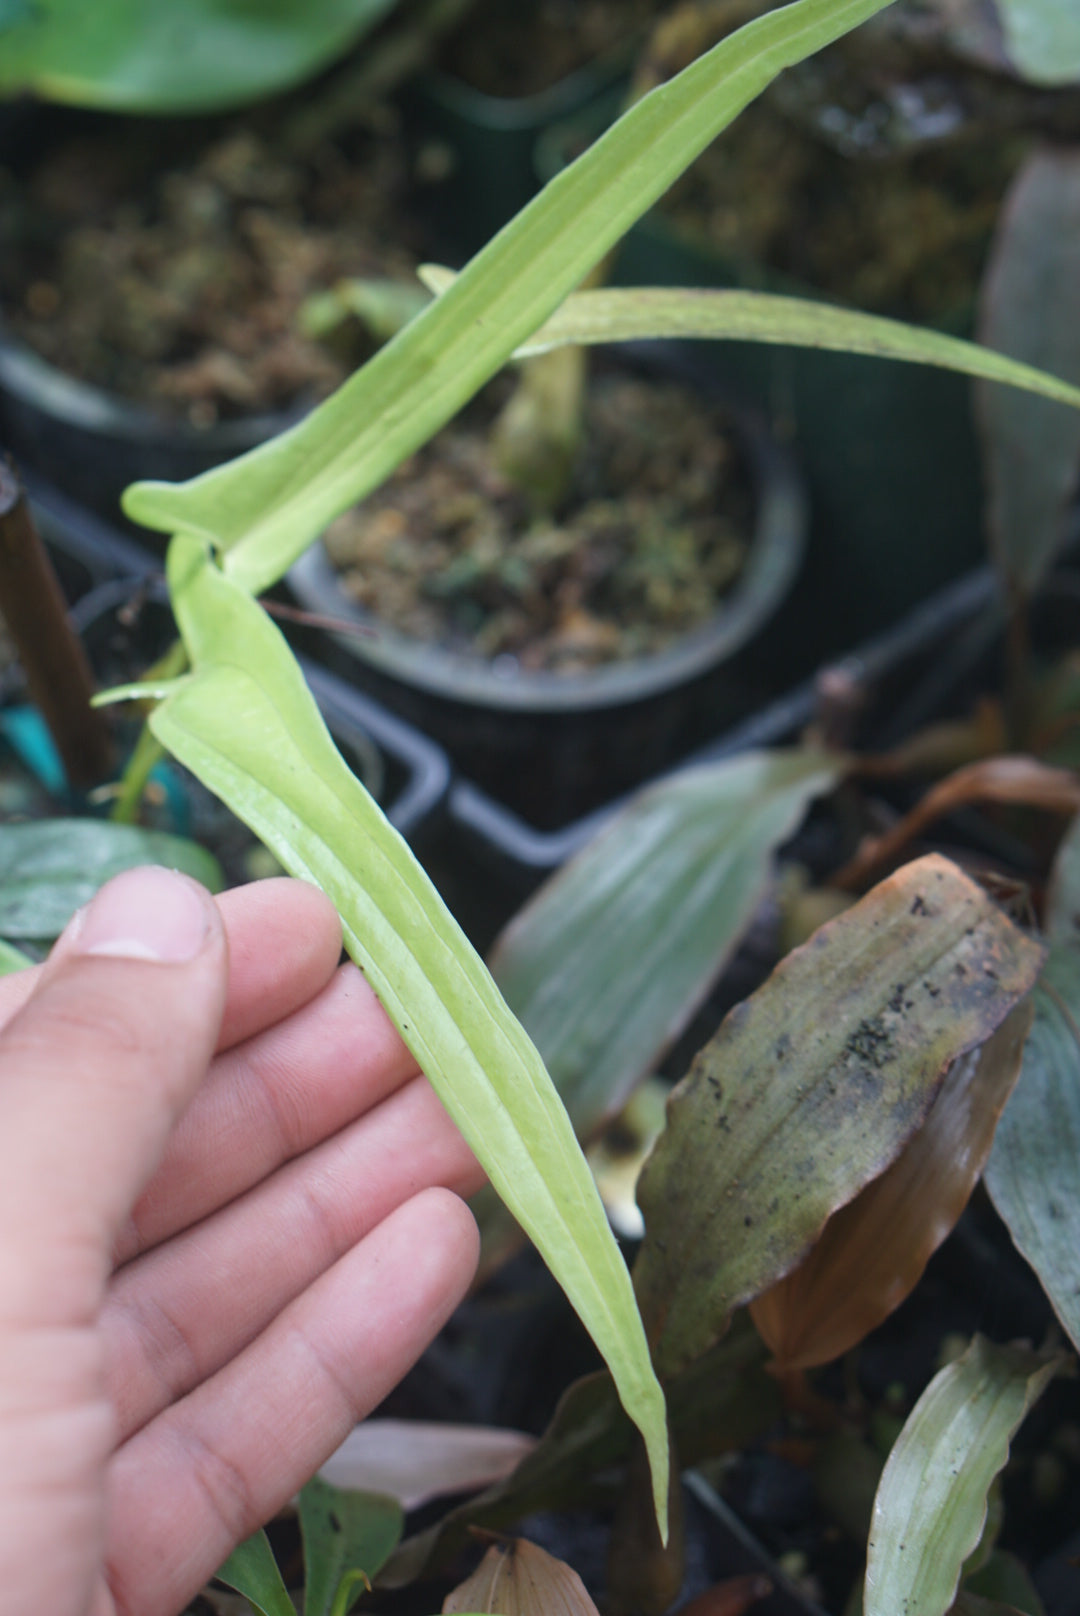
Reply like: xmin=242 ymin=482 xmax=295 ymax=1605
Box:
xmin=0 ymin=866 xmax=482 ymax=1616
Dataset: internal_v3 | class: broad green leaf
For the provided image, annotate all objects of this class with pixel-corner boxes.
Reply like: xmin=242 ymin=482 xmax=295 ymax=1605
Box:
xmin=214 ymin=1528 xmax=294 ymax=1616
xmin=121 ymin=0 xmax=897 ymax=593
xmin=995 ymin=0 xmax=1080 ymax=85
xmin=634 ymin=855 xmax=1046 ymax=1379
xmin=299 ymin=1478 xmax=403 ymax=1616
xmin=145 ymin=534 xmax=669 ymax=1532
xmin=984 ymin=813 xmax=1080 ymax=1352
xmin=489 ymin=750 xmax=842 ymax=1146
xmin=0 ymin=819 xmax=223 ymax=941
xmin=0 ymin=938 xmax=32 ymax=974
xmin=419 ymin=268 xmax=1080 ymax=415
xmin=976 ymin=151 xmax=1080 ymax=594
xmin=0 ymin=0 xmax=397 ymax=111
xmin=751 ymin=1001 xmax=1034 ymax=1369
xmin=864 ymin=1336 xmax=1060 ymax=1616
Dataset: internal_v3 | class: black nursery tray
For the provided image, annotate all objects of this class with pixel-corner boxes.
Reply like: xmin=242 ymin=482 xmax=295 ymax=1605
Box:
xmin=3 ymin=482 xmax=453 ymax=845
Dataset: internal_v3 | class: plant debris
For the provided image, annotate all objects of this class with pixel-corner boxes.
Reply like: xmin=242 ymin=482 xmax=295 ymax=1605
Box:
xmin=0 ymin=111 xmax=422 ymax=425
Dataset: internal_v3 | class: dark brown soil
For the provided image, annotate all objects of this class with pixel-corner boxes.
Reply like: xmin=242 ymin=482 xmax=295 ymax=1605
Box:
xmin=438 ymin=0 xmax=654 ymax=98
xmin=323 ymin=368 xmax=753 ymax=673
xmin=0 ymin=109 xmax=423 ymax=426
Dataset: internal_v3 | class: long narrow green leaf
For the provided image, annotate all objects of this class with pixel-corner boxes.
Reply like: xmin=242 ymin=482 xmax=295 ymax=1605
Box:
xmin=864 ymin=1336 xmax=1060 ymax=1616
xmin=432 ymin=279 xmax=1080 ymax=413
xmin=145 ymin=534 xmax=669 ymax=1531
xmin=121 ymin=0 xmax=895 ymax=594
xmin=490 ymin=749 xmax=842 ymax=1144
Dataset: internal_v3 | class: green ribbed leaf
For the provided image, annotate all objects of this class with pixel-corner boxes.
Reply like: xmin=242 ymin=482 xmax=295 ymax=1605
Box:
xmin=418 ymin=267 xmax=1080 ymax=416
xmin=490 ymin=749 xmax=841 ymax=1144
xmin=144 ymin=534 xmax=669 ymax=1532
xmin=864 ymin=1336 xmax=1060 ymax=1616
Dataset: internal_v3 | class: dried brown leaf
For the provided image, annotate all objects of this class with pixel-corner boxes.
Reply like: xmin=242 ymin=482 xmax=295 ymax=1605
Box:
xmin=634 ymin=855 xmax=1045 ymax=1378
xmin=750 ymin=1000 xmax=1034 ymax=1369
xmin=833 ymin=757 xmax=1080 ymax=891
xmin=442 ymin=1539 xmax=600 ymax=1615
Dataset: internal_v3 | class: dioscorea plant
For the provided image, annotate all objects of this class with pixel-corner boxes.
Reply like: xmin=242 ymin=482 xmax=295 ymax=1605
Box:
xmin=92 ymin=0 xmax=1080 ymax=1583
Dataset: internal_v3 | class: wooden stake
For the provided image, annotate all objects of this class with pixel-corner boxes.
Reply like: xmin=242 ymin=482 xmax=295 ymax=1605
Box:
xmin=0 ymin=460 xmax=114 ymax=789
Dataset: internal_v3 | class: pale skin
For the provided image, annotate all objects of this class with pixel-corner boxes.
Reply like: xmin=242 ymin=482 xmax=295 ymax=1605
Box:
xmin=0 ymin=865 xmax=484 ymax=1616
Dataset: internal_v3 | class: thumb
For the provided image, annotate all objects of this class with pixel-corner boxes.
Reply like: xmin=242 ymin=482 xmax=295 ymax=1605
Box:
xmin=0 ymin=865 xmax=228 ymax=1331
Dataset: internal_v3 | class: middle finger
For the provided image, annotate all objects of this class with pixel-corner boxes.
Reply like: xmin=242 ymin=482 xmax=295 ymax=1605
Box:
xmin=103 ymin=1072 xmax=483 ymax=1441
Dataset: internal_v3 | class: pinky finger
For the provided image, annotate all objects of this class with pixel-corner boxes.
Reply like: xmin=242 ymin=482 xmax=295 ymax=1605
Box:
xmin=103 ymin=1188 xmax=479 ymax=1616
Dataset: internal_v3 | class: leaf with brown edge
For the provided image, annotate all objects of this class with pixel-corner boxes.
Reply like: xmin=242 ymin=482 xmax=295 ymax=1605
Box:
xmin=442 ymin=1539 xmax=599 ymax=1615
xmin=831 ymin=757 xmax=1080 ymax=891
xmin=633 ymin=855 xmax=1045 ymax=1380
xmin=750 ymin=1000 xmax=1035 ymax=1370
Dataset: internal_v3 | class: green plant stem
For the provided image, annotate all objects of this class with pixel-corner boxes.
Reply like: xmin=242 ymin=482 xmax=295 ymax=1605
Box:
xmin=109 ymin=639 xmax=189 ymax=824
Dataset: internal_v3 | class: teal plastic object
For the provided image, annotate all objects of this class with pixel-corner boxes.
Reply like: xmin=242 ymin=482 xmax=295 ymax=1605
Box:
xmin=0 ymin=704 xmax=67 ymax=795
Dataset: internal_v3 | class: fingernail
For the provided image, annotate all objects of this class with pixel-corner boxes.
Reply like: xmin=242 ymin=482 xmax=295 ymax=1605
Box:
xmin=74 ymin=867 xmax=211 ymax=963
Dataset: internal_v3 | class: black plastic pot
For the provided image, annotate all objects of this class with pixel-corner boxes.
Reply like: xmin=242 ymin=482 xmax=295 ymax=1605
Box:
xmin=0 ymin=326 xmax=295 ymax=534
xmin=287 ymin=349 xmax=807 ymax=829
xmin=533 ymin=97 xmax=1002 ymax=652
xmin=426 ymin=562 xmax=1004 ymax=949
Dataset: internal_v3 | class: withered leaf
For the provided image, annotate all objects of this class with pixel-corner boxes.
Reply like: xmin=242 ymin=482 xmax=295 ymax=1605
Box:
xmin=442 ymin=1538 xmax=599 ymax=1615
xmin=751 ymin=1001 xmax=1034 ymax=1369
xmin=634 ymin=855 xmax=1044 ymax=1378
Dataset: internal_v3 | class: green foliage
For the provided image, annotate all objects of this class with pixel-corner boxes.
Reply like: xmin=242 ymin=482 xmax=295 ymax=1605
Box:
xmin=995 ymin=0 xmax=1080 ymax=85
xmin=216 ymin=1480 xmax=403 ymax=1616
xmin=146 ymin=532 xmax=670 ymax=1530
xmin=490 ymin=749 xmax=842 ymax=1144
xmin=215 ymin=1528 xmax=295 ymax=1616
xmin=299 ymin=1480 xmax=403 ymax=1616
xmin=0 ymin=818 xmax=223 ymax=943
xmin=864 ymin=1336 xmax=1062 ymax=1616
xmin=985 ymin=814 xmax=1080 ymax=1352
xmin=0 ymin=0 xmax=398 ymax=112
xmin=121 ymin=0 xmax=899 ymax=595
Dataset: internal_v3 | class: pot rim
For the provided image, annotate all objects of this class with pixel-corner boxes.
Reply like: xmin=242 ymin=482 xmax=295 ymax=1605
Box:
xmin=288 ymin=385 xmax=807 ymax=714
xmin=0 ymin=322 xmax=300 ymax=451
